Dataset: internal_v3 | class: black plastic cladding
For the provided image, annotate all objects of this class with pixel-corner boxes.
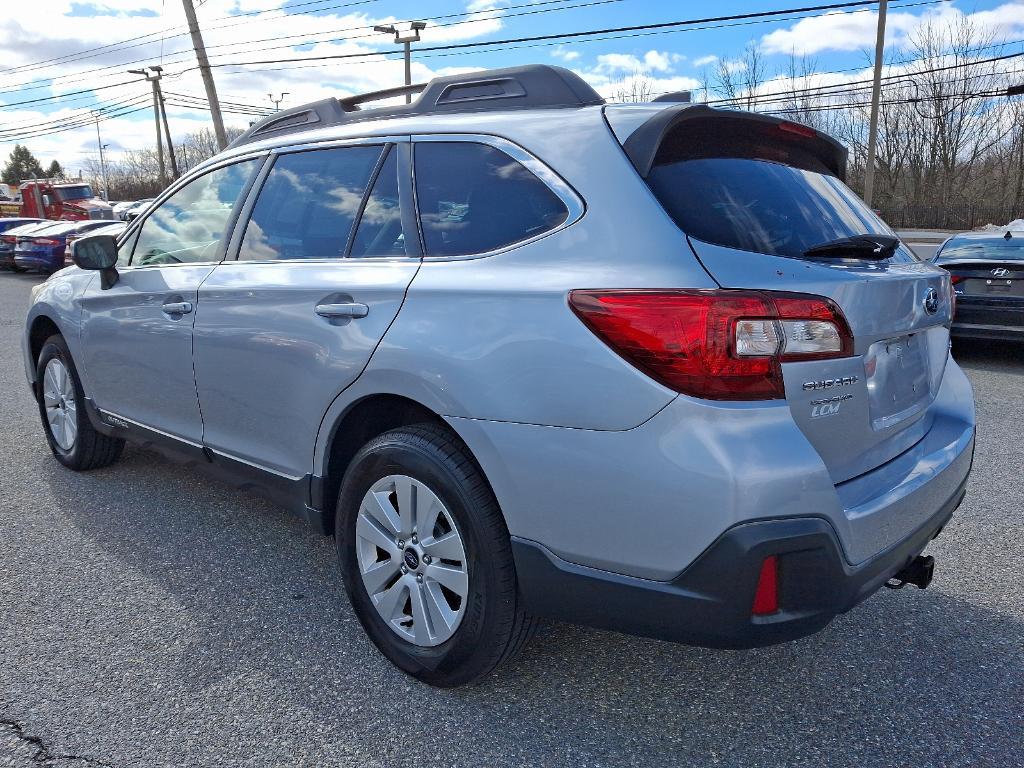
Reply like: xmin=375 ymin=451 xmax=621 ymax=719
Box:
xmin=228 ymin=64 xmax=605 ymax=149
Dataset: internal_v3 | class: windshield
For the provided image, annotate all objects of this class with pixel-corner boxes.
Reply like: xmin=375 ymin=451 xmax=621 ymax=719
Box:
xmin=937 ymin=238 xmax=1024 ymax=262
xmin=55 ymin=185 xmax=94 ymax=202
xmin=647 ymin=156 xmax=917 ymax=262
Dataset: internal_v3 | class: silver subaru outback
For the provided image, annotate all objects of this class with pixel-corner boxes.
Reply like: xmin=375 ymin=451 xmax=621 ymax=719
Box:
xmin=23 ymin=65 xmax=975 ymax=687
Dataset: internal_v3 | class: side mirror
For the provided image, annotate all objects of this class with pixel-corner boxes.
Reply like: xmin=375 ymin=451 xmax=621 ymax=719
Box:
xmin=72 ymin=234 xmax=119 ymax=289
xmin=41 ymin=194 xmax=52 ymax=207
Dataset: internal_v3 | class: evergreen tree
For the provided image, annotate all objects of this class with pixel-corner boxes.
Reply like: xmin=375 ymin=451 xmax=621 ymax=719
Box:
xmin=45 ymin=159 xmax=64 ymax=179
xmin=1 ymin=145 xmax=46 ymax=185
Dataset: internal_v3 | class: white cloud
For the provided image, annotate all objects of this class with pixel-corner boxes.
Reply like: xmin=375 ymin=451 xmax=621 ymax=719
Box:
xmin=0 ymin=0 xmax=508 ymax=165
xmin=692 ymin=55 xmax=718 ymax=68
xmin=760 ymin=2 xmax=1024 ymax=56
xmin=551 ymin=47 xmax=581 ymax=62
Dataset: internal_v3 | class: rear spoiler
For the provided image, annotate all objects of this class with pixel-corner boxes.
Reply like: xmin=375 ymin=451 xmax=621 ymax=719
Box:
xmin=620 ymin=104 xmax=849 ymax=182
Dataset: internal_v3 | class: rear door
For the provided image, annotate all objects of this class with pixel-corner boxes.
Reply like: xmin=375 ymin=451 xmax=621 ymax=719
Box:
xmin=633 ymin=109 xmax=952 ymax=483
xmin=192 ymin=138 xmax=420 ymax=483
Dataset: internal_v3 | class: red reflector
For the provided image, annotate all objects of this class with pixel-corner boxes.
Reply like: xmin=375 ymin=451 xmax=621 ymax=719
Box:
xmin=778 ymin=121 xmax=817 ymax=139
xmin=950 ymin=275 xmax=965 ymax=284
xmin=752 ymin=555 xmax=779 ymax=616
xmin=568 ymin=289 xmax=852 ymax=401
xmin=35 ymin=238 xmax=59 ymax=246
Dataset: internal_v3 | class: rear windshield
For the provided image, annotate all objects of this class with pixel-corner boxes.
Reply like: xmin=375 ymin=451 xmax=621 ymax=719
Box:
xmin=646 ymin=128 xmax=912 ymax=261
xmin=937 ymin=238 xmax=1024 ymax=261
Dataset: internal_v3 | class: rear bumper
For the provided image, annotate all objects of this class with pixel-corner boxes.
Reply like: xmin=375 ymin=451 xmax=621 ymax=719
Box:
xmin=14 ymin=252 xmax=59 ymax=272
xmin=951 ymin=296 xmax=1024 ymax=340
xmin=514 ymin=463 xmax=969 ymax=648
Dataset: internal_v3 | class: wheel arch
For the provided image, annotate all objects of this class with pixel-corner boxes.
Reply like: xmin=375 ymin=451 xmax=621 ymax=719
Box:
xmin=26 ymin=314 xmax=63 ymax=390
xmin=312 ymin=393 xmax=494 ymax=536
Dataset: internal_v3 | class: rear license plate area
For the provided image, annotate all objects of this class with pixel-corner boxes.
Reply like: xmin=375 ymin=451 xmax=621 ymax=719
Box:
xmin=864 ymin=334 xmax=931 ymax=429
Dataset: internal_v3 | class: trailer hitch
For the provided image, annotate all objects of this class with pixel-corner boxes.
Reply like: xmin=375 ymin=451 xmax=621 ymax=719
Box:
xmin=885 ymin=555 xmax=935 ymax=590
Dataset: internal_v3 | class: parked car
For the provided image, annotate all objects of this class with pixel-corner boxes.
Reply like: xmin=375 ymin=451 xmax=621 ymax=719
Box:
xmin=0 ymin=217 xmax=44 ymax=233
xmin=112 ymin=200 xmax=138 ymax=220
xmin=13 ymin=219 xmax=115 ymax=274
xmin=23 ymin=65 xmax=975 ymax=687
xmin=934 ymin=230 xmax=1024 ymax=341
xmin=1 ymin=221 xmax=61 ymax=271
xmin=63 ymin=222 xmax=126 ymax=268
xmin=121 ymin=198 xmax=154 ymax=222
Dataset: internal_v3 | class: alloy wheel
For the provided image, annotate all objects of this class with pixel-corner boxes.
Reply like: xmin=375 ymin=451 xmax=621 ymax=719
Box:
xmin=42 ymin=358 xmax=77 ymax=451
xmin=355 ymin=474 xmax=469 ymax=647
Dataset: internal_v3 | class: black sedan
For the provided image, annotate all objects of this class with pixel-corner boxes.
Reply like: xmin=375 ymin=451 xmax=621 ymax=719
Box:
xmin=935 ymin=230 xmax=1024 ymax=341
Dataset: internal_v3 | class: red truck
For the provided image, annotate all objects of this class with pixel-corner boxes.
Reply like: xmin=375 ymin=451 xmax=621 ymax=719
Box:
xmin=0 ymin=179 xmax=114 ymax=222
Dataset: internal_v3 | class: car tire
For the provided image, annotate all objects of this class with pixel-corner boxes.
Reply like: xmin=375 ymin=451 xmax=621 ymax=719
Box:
xmin=336 ymin=424 xmax=536 ymax=687
xmin=35 ymin=334 xmax=125 ymax=471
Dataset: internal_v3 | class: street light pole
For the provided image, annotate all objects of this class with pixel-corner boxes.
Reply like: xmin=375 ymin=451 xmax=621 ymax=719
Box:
xmin=374 ymin=22 xmax=427 ymax=103
xmin=268 ymin=92 xmax=290 ymax=111
xmin=863 ymin=0 xmax=888 ymax=208
xmin=130 ymin=67 xmax=167 ymax=186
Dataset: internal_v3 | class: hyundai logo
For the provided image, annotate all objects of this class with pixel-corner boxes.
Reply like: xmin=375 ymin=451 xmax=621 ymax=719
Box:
xmin=992 ymin=268 xmax=1010 ymax=277
xmin=923 ymin=287 xmax=939 ymax=315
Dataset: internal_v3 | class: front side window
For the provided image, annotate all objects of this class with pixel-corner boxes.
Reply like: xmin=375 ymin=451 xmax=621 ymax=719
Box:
xmin=414 ymin=142 xmax=569 ymax=257
xmin=239 ymin=145 xmax=382 ymax=261
xmin=132 ymin=160 xmax=258 ymax=266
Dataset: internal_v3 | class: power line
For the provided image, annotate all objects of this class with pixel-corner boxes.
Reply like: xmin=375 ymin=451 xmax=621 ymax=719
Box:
xmin=211 ymin=0 xmax=891 ymax=68
xmin=215 ymin=0 xmax=944 ymax=76
xmin=0 ymin=0 xmax=382 ymax=79
xmin=0 ymin=0 xmax=619 ymax=97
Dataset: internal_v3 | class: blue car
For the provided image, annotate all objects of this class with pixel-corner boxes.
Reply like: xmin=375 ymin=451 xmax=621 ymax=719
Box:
xmin=0 ymin=217 xmax=44 ymax=233
xmin=13 ymin=220 xmax=114 ymax=274
xmin=0 ymin=221 xmax=56 ymax=271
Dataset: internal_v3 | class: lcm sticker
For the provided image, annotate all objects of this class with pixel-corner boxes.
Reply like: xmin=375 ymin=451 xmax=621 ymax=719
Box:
xmin=810 ymin=393 xmax=853 ymax=419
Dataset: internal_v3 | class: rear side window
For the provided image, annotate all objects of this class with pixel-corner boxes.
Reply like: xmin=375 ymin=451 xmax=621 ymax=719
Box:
xmin=646 ymin=120 xmax=910 ymax=261
xmin=239 ymin=145 xmax=382 ymax=261
xmin=414 ymin=142 xmax=569 ymax=257
xmin=350 ymin=146 xmax=405 ymax=257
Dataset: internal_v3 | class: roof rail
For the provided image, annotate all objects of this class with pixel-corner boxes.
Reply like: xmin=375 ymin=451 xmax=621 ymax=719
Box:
xmin=228 ymin=64 xmax=604 ymax=149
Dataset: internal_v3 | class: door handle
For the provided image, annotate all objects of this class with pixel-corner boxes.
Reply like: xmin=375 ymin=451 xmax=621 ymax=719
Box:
xmin=315 ymin=302 xmax=369 ymax=319
xmin=162 ymin=301 xmax=194 ymax=315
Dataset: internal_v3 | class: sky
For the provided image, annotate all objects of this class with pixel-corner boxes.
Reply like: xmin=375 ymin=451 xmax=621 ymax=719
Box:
xmin=1 ymin=0 xmax=1024 ymax=174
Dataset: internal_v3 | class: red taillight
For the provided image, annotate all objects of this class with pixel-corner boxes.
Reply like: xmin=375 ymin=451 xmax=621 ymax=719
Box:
xmin=1 ymin=235 xmax=15 ymax=244
xmin=568 ymin=289 xmax=853 ymax=401
xmin=751 ymin=555 xmax=779 ymax=616
xmin=950 ymin=275 xmax=965 ymax=285
xmin=34 ymin=238 xmax=59 ymax=246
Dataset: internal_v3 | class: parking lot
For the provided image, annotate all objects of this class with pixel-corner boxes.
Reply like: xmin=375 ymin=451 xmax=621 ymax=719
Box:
xmin=1 ymin=270 xmax=1022 ymax=767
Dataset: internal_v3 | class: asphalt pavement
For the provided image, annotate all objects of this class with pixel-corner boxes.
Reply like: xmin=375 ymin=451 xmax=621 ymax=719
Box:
xmin=1 ymin=271 xmax=1022 ymax=767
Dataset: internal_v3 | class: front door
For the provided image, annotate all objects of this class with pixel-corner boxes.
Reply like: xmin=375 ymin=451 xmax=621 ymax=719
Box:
xmin=193 ymin=141 xmax=420 ymax=481
xmin=79 ymin=158 xmax=261 ymax=443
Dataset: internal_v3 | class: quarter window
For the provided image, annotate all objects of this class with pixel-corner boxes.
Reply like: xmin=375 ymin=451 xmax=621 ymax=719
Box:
xmin=413 ymin=142 xmax=569 ymax=257
xmin=350 ymin=147 xmax=405 ymax=257
xmin=132 ymin=160 xmax=258 ymax=266
xmin=238 ymin=145 xmax=382 ymax=261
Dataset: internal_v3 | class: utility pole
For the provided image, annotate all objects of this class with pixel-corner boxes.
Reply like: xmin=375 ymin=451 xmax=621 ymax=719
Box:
xmin=268 ymin=92 xmax=289 ymax=111
xmin=373 ymin=21 xmax=427 ymax=103
xmin=182 ymin=0 xmax=228 ymax=150
xmin=130 ymin=67 xmax=167 ymax=186
xmin=153 ymin=67 xmax=180 ymax=181
xmin=863 ymin=0 xmax=888 ymax=208
xmin=94 ymin=115 xmax=110 ymax=202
